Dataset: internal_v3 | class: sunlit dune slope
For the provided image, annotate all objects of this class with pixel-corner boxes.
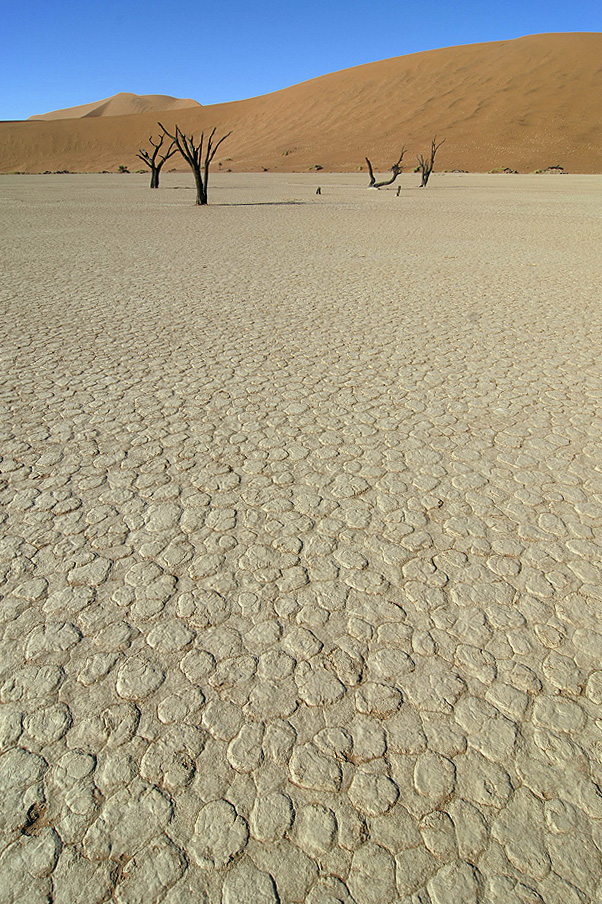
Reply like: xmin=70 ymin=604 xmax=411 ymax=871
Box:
xmin=3 ymin=33 xmax=601 ymax=173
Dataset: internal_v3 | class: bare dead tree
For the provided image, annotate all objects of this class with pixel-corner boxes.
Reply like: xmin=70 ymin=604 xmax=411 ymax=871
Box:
xmin=136 ymin=133 xmax=177 ymax=188
xmin=158 ymin=122 xmax=232 ymax=205
xmin=417 ymin=137 xmax=445 ymax=187
xmin=365 ymin=149 xmax=406 ymax=189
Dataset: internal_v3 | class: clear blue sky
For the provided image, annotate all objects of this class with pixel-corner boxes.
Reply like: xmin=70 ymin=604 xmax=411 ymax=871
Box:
xmin=2 ymin=0 xmax=601 ymax=120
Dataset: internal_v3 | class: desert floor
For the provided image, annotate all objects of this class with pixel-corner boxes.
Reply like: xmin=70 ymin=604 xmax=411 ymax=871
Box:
xmin=1 ymin=173 xmax=602 ymax=904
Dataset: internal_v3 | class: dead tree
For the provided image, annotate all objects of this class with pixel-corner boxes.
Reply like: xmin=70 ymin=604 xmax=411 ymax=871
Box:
xmin=136 ymin=133 xmax=177 ymax=188
xmin=365 ymin=149 xmax=406 ymax=189
xmin=417 ymin=137 xmax=445 ymax=187
xmin=158 ymin=122 xmax=232 ymax=205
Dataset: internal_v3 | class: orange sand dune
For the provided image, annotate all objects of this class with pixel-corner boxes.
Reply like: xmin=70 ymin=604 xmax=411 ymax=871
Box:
xmin=28 ymin=92 xmax=201 ymax=121
xmin=3 ymin=33 xmax=602 ymax=174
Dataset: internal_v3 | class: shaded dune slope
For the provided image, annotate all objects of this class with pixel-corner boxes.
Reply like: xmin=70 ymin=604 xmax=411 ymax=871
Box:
xmin=3 ymin=33 xmax=602 ymax=173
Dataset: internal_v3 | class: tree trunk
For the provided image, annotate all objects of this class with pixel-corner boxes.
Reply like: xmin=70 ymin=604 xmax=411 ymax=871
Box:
xmin=150 ymin=168 xmax=159 ymax=189
xmin=193 ymin=168 xmax=207 ymax=205
xmin=203 ymin=159 xmax=210 ymax=203
xmin=366 ymin=157 xmax=377 ymax=187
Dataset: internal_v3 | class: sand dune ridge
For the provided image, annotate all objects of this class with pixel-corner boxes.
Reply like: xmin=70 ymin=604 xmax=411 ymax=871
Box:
xmin=3 ymin=33 xmax=602 ymax=173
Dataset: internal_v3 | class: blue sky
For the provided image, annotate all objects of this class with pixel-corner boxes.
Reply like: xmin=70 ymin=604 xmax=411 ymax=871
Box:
xmin=2 ymin=0 xmax=601 ymax=120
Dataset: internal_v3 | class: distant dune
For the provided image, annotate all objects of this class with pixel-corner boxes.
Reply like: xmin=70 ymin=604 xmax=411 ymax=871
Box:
xmin=28 ymin=93 xmax=201 ymax=121
xmin=3 ymin=33 xmax=602 ymax=173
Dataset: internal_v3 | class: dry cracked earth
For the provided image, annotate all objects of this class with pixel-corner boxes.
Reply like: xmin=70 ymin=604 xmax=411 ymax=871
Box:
xmin=1 ymin=172 xmax=602 ymax=904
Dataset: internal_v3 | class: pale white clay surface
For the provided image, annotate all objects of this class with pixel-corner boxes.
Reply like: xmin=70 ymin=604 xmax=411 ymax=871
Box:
xmin=1 ymin=172 xmax=602 ymax=903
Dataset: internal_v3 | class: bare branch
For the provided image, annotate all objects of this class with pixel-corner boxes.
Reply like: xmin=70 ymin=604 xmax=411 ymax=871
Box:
xmin=148 ymin=134 xmax=164 ymax=152
xmin=207 ymin=131 xmax=232 ymax=165
xmin=365 ymin=148 xmax=406 ymax=188
xmin=393 ymin=148 xmax=406 ymax=169
xmin=163 ymin=141 xmax=177 ymax=161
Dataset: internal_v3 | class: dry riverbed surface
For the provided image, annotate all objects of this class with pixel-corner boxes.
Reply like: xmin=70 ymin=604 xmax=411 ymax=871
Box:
xmin=1 ymin=173 xmax=602 ymax=903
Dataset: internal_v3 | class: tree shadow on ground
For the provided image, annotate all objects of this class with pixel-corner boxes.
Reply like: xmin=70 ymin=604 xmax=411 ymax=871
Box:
xmin=214 ymin=200 xmax=311 ymax=206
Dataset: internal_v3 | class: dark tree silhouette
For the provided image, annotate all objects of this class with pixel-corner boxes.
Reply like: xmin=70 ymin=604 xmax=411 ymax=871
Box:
xmin=136 ymin=133 xmax=177 ymax=188
xmin=158 ymin=122 xmax=232 ymax=205
xmin=417 ymin=137 xmax=445 ymax=187
xmin=365 ymin=149 xmax=406 ymax=189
